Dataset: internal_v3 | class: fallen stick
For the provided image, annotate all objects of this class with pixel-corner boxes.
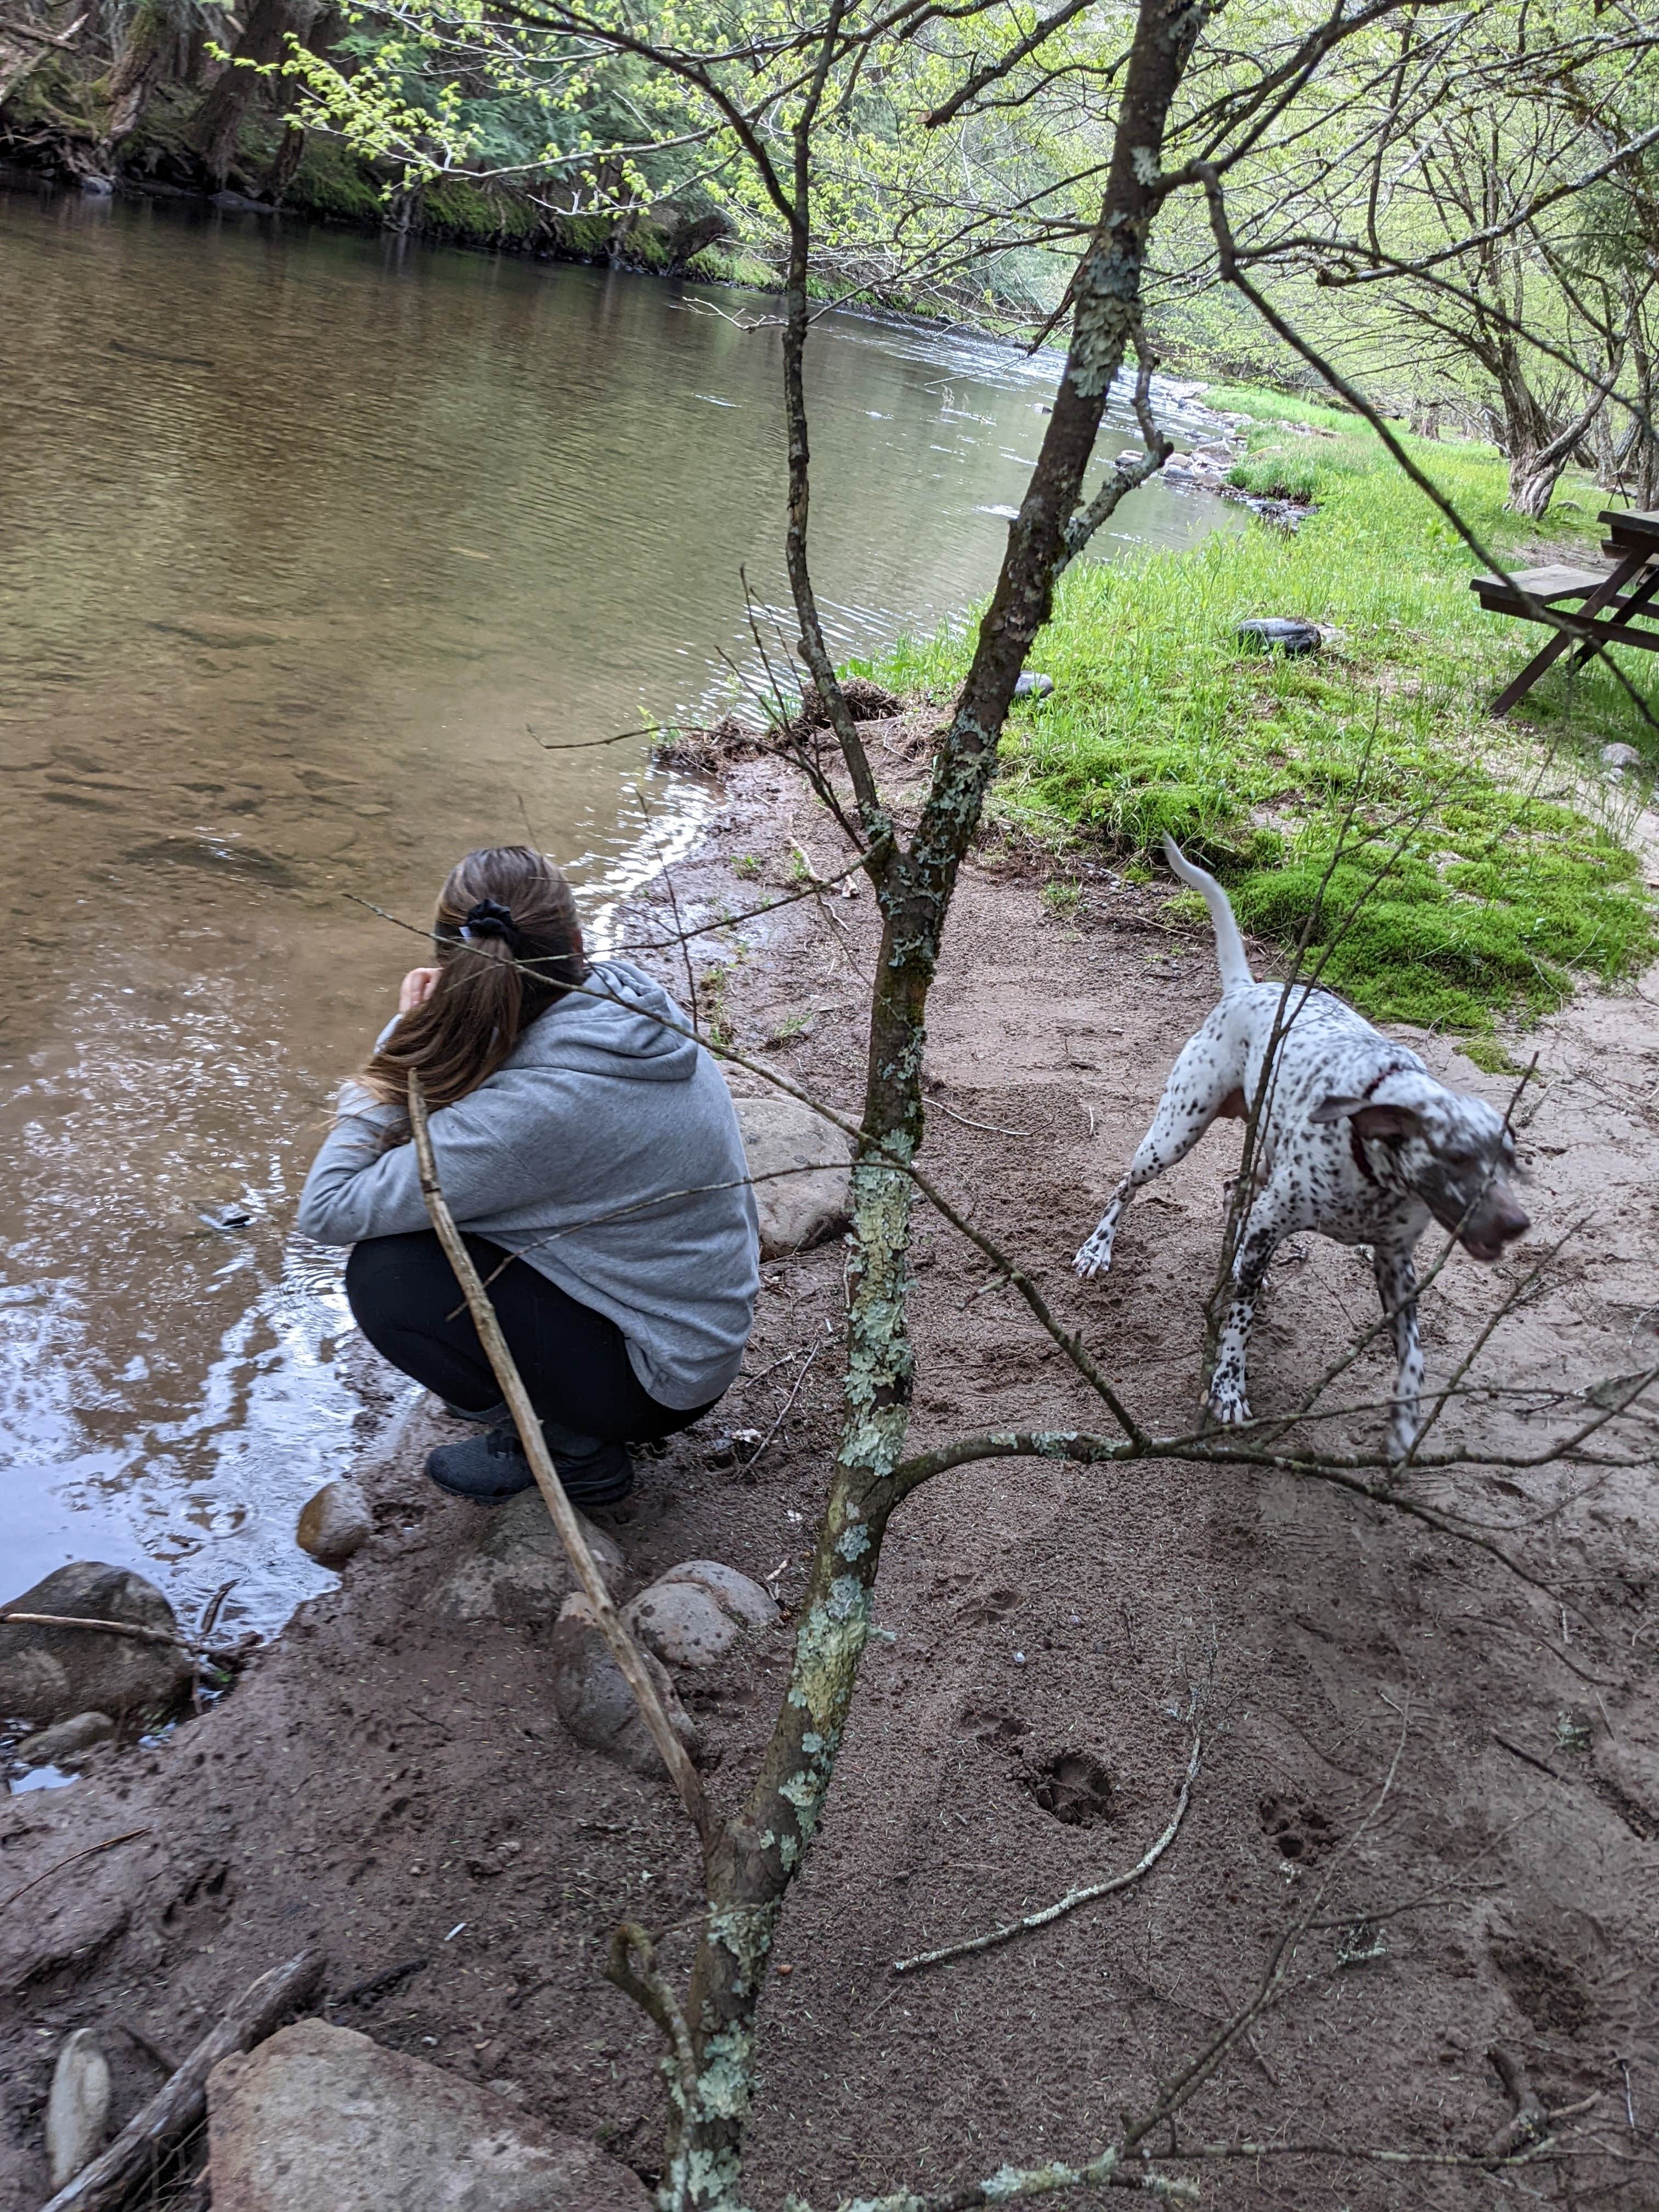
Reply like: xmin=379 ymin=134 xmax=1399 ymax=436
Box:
xmin=407 ymin=1072 xmax=709 ymax=1841
xmin=37 ymin=1949 xmax=324 ymax=2212
xmin=891 ymin=1731 xmax=1202 ymax=1975
xmin=2 ymin=1612 xmax=183 ymax=1649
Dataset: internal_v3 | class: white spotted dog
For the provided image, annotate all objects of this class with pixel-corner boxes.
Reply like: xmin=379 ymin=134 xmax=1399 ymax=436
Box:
xmin=1073 ymin=836 xmax=1530 ymax=1460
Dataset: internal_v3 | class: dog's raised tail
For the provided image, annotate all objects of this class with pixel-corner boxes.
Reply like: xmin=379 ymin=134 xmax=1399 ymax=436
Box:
xmin=1161 ymin=834 xmax=1254 ymax=994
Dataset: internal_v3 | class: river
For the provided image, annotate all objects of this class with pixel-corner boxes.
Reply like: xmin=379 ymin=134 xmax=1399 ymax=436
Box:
xmin=0 ymin=174 xmax=1234 ymax=1644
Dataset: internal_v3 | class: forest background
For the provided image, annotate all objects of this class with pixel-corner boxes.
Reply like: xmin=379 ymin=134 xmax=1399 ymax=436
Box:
xmin=3 ymin=0 xmax=1658 ymax=532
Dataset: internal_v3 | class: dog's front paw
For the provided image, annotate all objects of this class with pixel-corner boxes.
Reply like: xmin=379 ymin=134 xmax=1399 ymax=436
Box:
xmin=1208 ymin=1378 xmax=1251 ymax=1427
xmin=1385 ymin=1417 xmax=1419 ymax=1466
xmin=1073 ymin=1232 xmax=1115 ymax=1279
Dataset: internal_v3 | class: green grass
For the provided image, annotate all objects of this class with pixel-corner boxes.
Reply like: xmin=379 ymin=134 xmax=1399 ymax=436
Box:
xmin=870 ymin=399 xmax=1657 ymax=1034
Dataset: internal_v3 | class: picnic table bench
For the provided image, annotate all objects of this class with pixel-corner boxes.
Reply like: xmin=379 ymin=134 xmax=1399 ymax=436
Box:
xmin=1471 ymin=506 xmax=1659 ymax=716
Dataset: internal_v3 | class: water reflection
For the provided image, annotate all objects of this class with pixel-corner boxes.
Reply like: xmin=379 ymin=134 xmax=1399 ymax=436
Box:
xmin=0 ymin=176 xmax=1236 ymax=1632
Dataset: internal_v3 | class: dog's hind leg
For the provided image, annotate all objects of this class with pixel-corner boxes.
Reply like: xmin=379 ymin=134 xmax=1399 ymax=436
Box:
xmin=1207 ymin=1200 xmax=1289 ymax=1427
xmin=1074 ymin=1028 xmax=1244 ymax=1279
xmin=1372 ymin=1244 xmax=1423 ymax=1464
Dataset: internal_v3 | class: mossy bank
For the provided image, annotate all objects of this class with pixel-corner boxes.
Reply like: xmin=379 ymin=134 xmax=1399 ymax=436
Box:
xmin=872 ymin=391 xmax=1658 ymax=1039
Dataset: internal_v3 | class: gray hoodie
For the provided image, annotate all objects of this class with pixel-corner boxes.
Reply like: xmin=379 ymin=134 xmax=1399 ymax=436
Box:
xmin=296 ymin=961 xmax=759 ymax=1409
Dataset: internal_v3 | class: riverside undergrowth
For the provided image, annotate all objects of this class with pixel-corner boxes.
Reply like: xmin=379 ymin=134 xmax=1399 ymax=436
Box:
xmin=874 ymin=394 xmax=1658 ymax=1035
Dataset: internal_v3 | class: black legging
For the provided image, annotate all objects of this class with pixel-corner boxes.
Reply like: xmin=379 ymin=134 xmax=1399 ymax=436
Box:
xmin=345 ymin=1230 xmax=715 ymax=1445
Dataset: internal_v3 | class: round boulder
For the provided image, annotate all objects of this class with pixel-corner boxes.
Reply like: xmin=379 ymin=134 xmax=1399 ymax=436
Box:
xmin=549 ymin=1595 xmax=701 ymax=1778
xmin=731 ymin=1098 xmax=853 ymax=1260
xmin=296 ymin=1480 xmax=374 ymax=1568
xmin=624 ymin=1561 xmax=778 ymax=1668
xmin=0 ymin=1563 xmax=193 ymax=1728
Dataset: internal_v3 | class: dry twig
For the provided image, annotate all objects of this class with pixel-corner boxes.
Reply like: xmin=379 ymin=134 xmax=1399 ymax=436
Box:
xmin=892 ymin=1728 xmax=1201 ymax=1975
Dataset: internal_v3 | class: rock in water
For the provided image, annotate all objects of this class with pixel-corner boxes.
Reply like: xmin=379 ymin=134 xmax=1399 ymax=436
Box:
xmin=437 ymin=1491 xmax=625 ymax=1626
xmin=1237 ymin=617 xmax=1322 ymax=656
xmin=550 ymin=1594 xmax=701 ymax=1776
xmin=295 ymin=1480 xmax=373 ymax=1568
xmin=47 ymin=2029 xmax=111 ymax=2188
xmin=208 ymin=2018 xmax=652 ymax=2211
xmin=16 ymin=1710 xmax=116 ymax=1769
xmin=0 ymin=1564 xmax=193 ymax=1726
xmin=624 ymin=1561 xmax=779 ymax=1668
xmin=731 ymin=1097 xmax=853 ymax=1260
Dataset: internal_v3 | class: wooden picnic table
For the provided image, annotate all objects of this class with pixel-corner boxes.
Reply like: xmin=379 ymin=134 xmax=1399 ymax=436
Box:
xmin=1471 ymin=506 xmax=1659 ymax=716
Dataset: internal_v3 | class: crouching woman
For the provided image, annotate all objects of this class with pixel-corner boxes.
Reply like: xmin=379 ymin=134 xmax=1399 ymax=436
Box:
xmin=297 ymin=846 xmax=759 ymax=1506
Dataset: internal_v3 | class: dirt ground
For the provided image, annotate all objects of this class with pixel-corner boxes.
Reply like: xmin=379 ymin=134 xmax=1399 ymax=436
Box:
xmin=3 ymin=739 xmax=1658 ymax=2210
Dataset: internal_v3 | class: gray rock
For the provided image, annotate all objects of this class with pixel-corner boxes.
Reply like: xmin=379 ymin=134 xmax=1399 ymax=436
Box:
xmin=16 ymin=1710 xmax=116 ymax=1769
xmin=437 ymin=1491 xmax=624 ymax=1626
xmin=296 ymin=1480 xmax=373 ymax=1568
xmin=732 ymin=1097 xmax=853 ymax=1259
xmin=0 ymin=1564 xmax=194 ymax=1727
xmin=208 ymin=2018 xmax=651 ymax=2211
xmin=1237 ymin=617 xmax=1322 ymax=656
xmin=1601 ymin=741 xmax=1644 ymax=775
xmin=47 ymin=2029 xmax=111 ymax=2189
xmin=549 ymin=1594 xmax=701 ymax=1776
xmin=624 ymin=1561 xmax=779 ymax=1668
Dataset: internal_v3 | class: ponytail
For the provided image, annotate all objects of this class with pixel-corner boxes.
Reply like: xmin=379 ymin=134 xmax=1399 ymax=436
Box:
xmin=358 ymin=847 xmax=586 ymax=1117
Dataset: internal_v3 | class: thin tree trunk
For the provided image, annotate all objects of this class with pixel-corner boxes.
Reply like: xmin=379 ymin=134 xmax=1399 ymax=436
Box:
xmin=653 ymin=5 xmax=1210 ymax=2204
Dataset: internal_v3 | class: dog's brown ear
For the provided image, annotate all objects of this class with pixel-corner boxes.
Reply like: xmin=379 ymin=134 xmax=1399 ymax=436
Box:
xmin=1311 ymin=1094 xmax=1423 ymax=1138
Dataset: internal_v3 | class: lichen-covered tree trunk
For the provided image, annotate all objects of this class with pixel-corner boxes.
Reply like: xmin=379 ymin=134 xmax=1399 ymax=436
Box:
xmin=647 ymin=7 xmax=1212 ymax=2206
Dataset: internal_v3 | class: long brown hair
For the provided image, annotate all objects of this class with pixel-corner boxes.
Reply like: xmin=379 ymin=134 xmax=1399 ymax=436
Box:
xmin=361 ymin=847 xmax=586 ymax=1115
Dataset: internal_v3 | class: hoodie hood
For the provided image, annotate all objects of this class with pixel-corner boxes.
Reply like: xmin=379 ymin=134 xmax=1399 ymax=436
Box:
xmin=517 ymin=960 xmax=700 ymax=1083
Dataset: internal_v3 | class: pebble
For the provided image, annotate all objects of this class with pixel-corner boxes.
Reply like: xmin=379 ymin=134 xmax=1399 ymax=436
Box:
xmin=296 ymin=1480 xmax=373 ymax=1568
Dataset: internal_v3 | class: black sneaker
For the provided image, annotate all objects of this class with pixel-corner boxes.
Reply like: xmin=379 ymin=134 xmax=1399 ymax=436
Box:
xmin=424 ymin=1422 xmax=634 ymax=1507
xmin=425 ymin=1424 xmax=537 ymax=1502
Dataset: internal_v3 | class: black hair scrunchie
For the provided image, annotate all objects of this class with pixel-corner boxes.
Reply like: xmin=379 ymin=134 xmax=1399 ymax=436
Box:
xmin=459 ymin=898 xmax=521 ymax=950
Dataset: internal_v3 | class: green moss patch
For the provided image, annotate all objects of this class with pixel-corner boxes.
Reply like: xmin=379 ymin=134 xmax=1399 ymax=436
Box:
xmin=873 ymin=403 xmax=1656 ymax=1034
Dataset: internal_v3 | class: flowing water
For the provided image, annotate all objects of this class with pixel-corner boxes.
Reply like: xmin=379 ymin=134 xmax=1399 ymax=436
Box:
xmin=0 ymin=174 xmax=1234 ymax=1641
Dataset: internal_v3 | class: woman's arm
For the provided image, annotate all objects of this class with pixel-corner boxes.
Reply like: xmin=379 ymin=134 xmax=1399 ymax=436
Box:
xmin=295 ymin=1076 xmax=540 ymax=1246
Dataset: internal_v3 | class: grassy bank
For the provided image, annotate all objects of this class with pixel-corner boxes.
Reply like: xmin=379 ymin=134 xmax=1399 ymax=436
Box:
xmin=875 ymin=395 xmax=1657 ymax=1036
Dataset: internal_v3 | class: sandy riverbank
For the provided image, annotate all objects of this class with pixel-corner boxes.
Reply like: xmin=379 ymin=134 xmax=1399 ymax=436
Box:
xmin=3 ymin=730 xmax=1657 ymax=2208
